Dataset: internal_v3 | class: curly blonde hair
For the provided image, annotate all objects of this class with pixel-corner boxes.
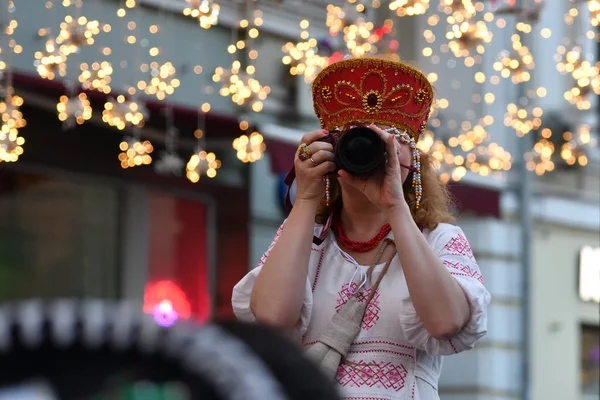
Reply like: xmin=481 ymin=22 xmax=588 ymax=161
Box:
xmin=315 ymin=151 xmax=454 ymax=230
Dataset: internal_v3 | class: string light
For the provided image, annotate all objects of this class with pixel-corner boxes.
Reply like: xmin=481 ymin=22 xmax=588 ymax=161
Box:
xmin=447 ymin=20 xmax=493 ymax=61
xmin=494 ymin=34 xmax=534 ymax=84
xmin=556 ymin=46 xmax=600 ymax=110
xmin=504 ymin=103 xmax=543 ymax=137
xmin=447 ymin=121 xmax=489 ymax=152
xmin=343 ymin=18 xmax=380 ymax=57
xmin=118 ymin=138 xmax=153 ymax=169
xmin=464 ymin=142 xmax=512 ymax=177
xmin=232 ymin=130 xmax=266 ymax=163
xmin=102 ymin=95 xmax=147 ymax=130
xmin=389 ymin=0 xmax=430 ymax=17
xmin=525 ymin=138 xmax=555 ymax=175
xmin=439 ymin=0 xmax=478 ymax=17
xmin=282 ymin=20 xmax=330 ymax=83
xmin=424 ymin=137 xmax=464 ymax=183
xmin=33 ymin=39 xmax=67 ymax=80
xmin=0 ymin=94 xmax=26 ymax=163
xmin=213 ymin=61 xmax=270 ymax=112
xmin=55 ymin=15 xmax=101 ymax=56
xmin=137 ymin=62 xmax=181 ymax=100
xmin=325 ymin=4 xmax=349 ymax=36
xmin=79 ymin=61 xmax=113 ymax=93
xmin=183 ymin=0 xmax=220 ymax=29
xmin=560 ymin=124 xmax=596 ymax=167
xmin=56 ymin=93 xmax=92 ymax=128
xmin=186 ymin=149 xmax=222 ymax=182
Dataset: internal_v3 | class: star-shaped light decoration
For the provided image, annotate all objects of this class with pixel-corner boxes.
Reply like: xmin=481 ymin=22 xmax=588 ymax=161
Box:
xmin=232 ymin=130 xmax=266 ymax=163
xmin=55 ymin=15 xmax=101 ymax=56
xmin=183 ymin=0 xmax=220 ymax=29
xmin=0 ymin=94 xmax=26 ymax=163
xmin=343 ymin=18 xmax=380 ymax=57
xmin=421 ymin=136 xmax=465 ymax=183
xmin=525 ymin=138 xmax=555 ymax=176
xmin=102 ymin=95 xmax=148 ymax=130
xmin=118 ymin=137 xmax=154 ymax=169
xmin=281 ymin=20 xmax=330 ymax=83
xmin=559 ymin=123 xmax=597 ymax=167
xmin=447 ymin=19 xmax=493 ymax=61
xmin=463 ymin=141 xmax=512 ymax=177
xmin=33 ymin=39 xmax=68 ymax=80
xmin=504 ymin=103 xmax=543 ymax=137
xmin=439 ymin=0 xmax=478 ymax=17
xmin=389 ymin=0 xmax=430 ymax=17
xmin=79 ymin=61 xmax=113 ymax=94
xmin=186 ymin=149 xmax=222 ymax=182
xmin=213 ymin=61 xmax=270 ymax=112
xmin=556 ymin=46 xmax=600 ymax=110
xmin=138 ymin=62 xmax=181 ymax=101
xmin=494 ymin=34 xmax=535 ymax=84
xmin=56 ymin=92 xmax=93 ymax=128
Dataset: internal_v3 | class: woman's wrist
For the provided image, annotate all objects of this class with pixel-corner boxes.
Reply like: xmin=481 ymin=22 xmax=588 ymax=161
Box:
xmin=292 ymin=197 xmax=321 ymax=214
xmin=385 ymin=201 xmax=411 ymax=220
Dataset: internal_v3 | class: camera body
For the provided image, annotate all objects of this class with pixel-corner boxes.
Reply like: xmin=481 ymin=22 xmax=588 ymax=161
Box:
xmin=319 ymin=126 xmax=386 ymax=177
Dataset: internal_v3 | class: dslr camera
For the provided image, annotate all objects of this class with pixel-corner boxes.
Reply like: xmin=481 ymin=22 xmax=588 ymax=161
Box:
xmin=320 ymin=126 xmax=386 ymax=177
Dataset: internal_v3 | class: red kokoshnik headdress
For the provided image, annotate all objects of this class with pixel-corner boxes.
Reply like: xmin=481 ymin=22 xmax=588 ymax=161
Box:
xmin=311 ymin=57 xmax=434 ymax=140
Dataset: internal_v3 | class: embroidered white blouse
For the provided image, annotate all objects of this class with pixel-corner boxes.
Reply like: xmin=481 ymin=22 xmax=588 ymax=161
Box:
xmin=232 ymin=220 xmax=491 ymax=400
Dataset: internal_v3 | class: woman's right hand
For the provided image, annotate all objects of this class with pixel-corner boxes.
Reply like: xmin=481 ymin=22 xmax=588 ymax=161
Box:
xmin=294 ymin=129 xmax=336 ymax=204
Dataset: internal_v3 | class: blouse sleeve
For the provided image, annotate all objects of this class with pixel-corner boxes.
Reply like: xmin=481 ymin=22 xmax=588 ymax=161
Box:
xmin=399 ymin=224 xmax=491 ymax=356
xmin=231 ymin=220 xmax=314 ymax=343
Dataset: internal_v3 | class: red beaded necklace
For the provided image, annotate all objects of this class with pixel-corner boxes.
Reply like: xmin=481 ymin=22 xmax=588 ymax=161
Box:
xmin=333 ymin=210 xmax=391 ymax=253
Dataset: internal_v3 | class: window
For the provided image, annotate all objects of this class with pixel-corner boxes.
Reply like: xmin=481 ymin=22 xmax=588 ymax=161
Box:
xmin=581 ymin=324 xmax=600 ymax=399
xmin=0 ymin=170 xmax=120 ymax=301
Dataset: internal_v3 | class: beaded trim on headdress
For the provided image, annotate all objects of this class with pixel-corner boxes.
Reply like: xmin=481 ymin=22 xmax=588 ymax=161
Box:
xmin=388 ymin=127 xmax=422 ymax=209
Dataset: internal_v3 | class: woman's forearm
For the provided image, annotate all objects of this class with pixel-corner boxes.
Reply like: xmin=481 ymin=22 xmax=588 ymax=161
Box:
xmin=388 ymin=205 xmax=470 ymax=338
xmin=250 ymin=199 xmax=319 ymax=328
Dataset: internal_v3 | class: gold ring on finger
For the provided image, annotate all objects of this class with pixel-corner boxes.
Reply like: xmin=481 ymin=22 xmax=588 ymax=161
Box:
xmin=298 ymin=143 xmax=312 ymax=161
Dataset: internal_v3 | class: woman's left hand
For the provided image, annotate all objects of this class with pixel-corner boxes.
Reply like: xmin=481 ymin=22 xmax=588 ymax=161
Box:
xmin=337 ymin=125 xmax=407 ymax=213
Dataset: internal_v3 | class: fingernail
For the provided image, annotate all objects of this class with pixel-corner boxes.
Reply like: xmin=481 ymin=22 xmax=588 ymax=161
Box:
xmin=322 ymin=129 xmax=329 ymax=134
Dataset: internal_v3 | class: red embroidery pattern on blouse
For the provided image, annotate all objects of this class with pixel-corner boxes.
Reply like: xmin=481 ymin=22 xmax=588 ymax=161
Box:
xmin=353 ymin=340 xmax=414 ymax=351
xmin=336 ymin=282 xmax=381 ymax=331
xmin=336 ymin=360 xmax=408 ymax=391
xmin=443 ymin=233 xmax=475 ymax=261
xmin=448 ymin=339 xmax=458 ymax=354
xmin=257 ymin=222 xmax=286 ymax=268
xmin=312 ymin=249 xmax=325 ymax=292
xmin=346 ymin=398 xmax=389 ymax=400
xmin=444 ymin=260 xmax=484 ymax=284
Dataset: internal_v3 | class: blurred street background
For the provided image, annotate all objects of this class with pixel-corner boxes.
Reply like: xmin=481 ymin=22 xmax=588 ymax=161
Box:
xmin=0 ymin=0 xmax=598 ymax=399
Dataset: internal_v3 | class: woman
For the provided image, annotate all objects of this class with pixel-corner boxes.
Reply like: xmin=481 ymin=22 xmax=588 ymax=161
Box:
xmin=232 ymin=58 xmax=491 ymax=400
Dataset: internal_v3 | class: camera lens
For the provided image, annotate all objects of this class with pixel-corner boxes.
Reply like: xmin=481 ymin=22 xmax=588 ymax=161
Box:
xmin=335 ymin=126 xmax=386 ymax=176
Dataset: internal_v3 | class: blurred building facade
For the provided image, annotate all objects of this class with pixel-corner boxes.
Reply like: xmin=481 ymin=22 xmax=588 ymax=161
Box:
xmin=1 ymin=1 xmax=599 ymax=399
